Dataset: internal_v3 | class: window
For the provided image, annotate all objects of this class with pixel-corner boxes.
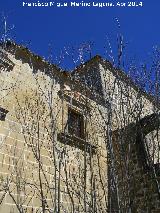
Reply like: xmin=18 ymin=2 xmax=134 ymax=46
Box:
xmin=68 ymin=108 xmax=84 ymax=139
xmin=0 ymin=107 xmax=9 ymax=121
xmin=57 ymin=90 xmax=96 ymax=154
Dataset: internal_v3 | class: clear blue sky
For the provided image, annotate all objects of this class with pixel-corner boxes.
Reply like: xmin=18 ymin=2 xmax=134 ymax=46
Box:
xmin=1 ymin=0 xmax=160 ymax=69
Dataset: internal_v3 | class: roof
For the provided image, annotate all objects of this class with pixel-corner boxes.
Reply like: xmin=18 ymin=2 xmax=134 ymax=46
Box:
xmin=72 ymin=55 xmax=159 ymax=108
xmin=1 ymin=40 xmax=159 ymax=108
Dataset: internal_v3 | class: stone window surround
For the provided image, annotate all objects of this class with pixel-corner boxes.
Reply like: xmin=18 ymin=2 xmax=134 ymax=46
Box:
xmin=57 ymin=89 xmax=96 ymax=154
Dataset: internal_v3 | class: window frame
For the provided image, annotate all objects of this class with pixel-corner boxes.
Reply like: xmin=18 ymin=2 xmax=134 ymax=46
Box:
xmin=67 ymin=107 xmax=85 ymax=139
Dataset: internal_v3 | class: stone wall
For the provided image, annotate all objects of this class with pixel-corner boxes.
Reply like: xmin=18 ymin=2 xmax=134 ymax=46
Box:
xmin=0 ymin=46 xmax=159 ymax=212
xmin=112 ymin=123 xmax=160 ymax=213
xmin=0 ymin=49 xmax=108 ymax=212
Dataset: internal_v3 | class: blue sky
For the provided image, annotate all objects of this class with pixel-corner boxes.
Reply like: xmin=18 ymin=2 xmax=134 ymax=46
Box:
xmin=1 ymin=0 xmax=160 ymax=69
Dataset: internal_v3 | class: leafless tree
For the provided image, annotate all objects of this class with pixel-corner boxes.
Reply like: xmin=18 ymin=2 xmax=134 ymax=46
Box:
xmin=0 ymin=29 xmax=159 ymax=213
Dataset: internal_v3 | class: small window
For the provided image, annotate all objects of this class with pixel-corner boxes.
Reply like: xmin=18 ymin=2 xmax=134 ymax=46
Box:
xmin=0 ymin=107 xmax=9 ymax=121
xmin=68 ymin=108 xmax=84 ymax=139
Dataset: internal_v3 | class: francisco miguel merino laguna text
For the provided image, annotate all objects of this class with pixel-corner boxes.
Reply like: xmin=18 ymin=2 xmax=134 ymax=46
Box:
xmin=22 ymin=1 xmax=143 ymax=7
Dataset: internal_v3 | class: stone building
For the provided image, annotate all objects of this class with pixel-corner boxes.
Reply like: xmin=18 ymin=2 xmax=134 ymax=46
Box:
xmin=0 ymin=41 xmax=159 ymax=213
